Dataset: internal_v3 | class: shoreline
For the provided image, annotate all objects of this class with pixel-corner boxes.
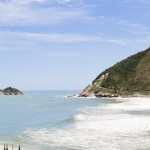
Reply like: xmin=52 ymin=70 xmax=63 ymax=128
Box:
xmin=65 ymin=94 xmax=150 ymax=100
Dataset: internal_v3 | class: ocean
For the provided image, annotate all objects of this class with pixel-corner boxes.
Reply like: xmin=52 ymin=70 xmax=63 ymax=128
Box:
xmin=0 ymin=91 xmax=150 ymax=150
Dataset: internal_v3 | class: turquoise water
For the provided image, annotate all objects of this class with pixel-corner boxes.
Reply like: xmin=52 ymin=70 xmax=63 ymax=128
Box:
xmin=0 ymin=91 xmax=150 ymax=150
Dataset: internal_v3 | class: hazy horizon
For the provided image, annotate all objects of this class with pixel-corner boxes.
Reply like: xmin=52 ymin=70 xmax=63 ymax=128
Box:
xmin=0 ymin=0 xmax=150 ymax=90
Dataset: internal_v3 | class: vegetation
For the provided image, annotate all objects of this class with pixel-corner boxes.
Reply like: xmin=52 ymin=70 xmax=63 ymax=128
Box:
xmin=92 ymin=47 xmax=150 ymax=96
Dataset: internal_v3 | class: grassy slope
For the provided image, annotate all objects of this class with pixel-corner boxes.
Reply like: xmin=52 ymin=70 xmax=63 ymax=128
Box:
xmin=92 ymin=48 xmax=150 ymax=96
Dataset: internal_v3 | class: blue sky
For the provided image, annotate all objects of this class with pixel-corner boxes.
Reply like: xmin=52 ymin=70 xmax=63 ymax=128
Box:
xmin=0 ymin=0 xmax=150 ymax=90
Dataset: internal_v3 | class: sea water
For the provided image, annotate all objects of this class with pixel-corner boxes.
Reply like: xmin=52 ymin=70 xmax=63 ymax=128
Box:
xmin=0 ymin=91 xmax=150 ymax=150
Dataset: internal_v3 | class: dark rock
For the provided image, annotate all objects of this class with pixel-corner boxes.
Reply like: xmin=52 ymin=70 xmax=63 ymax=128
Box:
xmin=2 ymin=87 xmax=23 ymax=95
xmin=95 ymin=92 xmax=118 ymax=98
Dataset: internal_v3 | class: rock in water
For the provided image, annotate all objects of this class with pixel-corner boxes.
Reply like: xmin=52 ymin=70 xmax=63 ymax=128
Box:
xmin=79 ymin=47 xmax=150 ymax=98
xmin=2 ymin=87 xmax=23 ymax=95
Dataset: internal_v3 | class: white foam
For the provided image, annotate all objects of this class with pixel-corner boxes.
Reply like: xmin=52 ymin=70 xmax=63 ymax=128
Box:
xmin=73 ymin=114 xmax=86 ymax=121
xmin=24 ymin=98 xmax=150 ymax=150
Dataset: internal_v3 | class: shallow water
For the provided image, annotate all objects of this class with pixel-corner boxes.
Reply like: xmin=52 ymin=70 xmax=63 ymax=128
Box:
xmin=0 ymin=91 xmax=150 ymax=150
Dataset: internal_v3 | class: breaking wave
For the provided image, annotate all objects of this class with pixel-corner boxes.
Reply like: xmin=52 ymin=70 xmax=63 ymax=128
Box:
xmin=21 ymin=98 xmax=150 ymax=150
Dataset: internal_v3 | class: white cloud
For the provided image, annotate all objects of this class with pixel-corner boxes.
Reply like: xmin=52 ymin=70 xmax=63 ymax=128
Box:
xmin=118 ymin=20 xmax=146 ymax=31
xmin=11 ymin=0 xmax=48 ymax=5
xmin=2 ymin=30 xmax=150 ymax=49
xmin=55 ymin=0 xmax=84 ymax=7
xmin=0 ymin=0 xmax=85 ymax=6
xmin=40 ymin=51 xmax=93 ymax=59
xmin=0 ymin=31 xmax=128 ymax=45
xmin=124 ymin=0 xmax=150 ymax=4
xmin=132 ymin=36 xmax=150 ymax=44
xmin=84 ymin=15 xmax=148 ymax=36
xmin=0 ymin=0 xmax=85 ymax=26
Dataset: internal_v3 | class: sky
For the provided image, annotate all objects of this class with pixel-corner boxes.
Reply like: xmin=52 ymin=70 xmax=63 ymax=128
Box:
xmin=0 ymin=0 xmax=150 ymax=90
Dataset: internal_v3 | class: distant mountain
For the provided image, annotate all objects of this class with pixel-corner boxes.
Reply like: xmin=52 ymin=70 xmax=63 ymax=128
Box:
xmin=0 ymin=87 xmax=23 ymax=95
xmin=79 ymin=47 xmax=150 ymax=97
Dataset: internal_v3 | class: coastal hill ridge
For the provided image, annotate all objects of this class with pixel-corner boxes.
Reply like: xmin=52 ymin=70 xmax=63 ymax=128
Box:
xmin=79 ymin=47 xmax=150 ymax=98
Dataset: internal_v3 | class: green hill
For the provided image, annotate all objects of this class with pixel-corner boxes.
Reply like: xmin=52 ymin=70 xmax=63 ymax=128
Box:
xmin=79 ymin=47 xmax=150 ymax=97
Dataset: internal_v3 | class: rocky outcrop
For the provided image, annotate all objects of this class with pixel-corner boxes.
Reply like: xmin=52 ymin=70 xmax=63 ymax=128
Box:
xmin=79 ymin=84 xmax=118 ymax=98
xmin=79 ymin=85 xmax=95 ymax=97
xmin=79 ymin=47 xmax=150 ymax=98
xmin=79 ymin=72 xmax=118 ymax=98
xmin=0 ymin=87 xmax=23 ymax=95
xmin=0 ymin=90 xmax=4 ymax=95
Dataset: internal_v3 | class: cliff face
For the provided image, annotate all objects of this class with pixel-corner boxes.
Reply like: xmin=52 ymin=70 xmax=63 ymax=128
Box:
xmin=0 ymin=87 xmax=23 ymax=95
xmin=80 ymin=47 xmax=150 ymax=97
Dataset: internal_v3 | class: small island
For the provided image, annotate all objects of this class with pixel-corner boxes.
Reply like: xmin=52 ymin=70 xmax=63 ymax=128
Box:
xmin=79 ymin=47 xmax=150 ymax=98
xmin=0 ymin=87 xmax=23 ymax=95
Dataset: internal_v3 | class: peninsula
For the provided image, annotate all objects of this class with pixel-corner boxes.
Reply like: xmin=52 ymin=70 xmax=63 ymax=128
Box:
xmin=79 ymin=47 xmax=150 ymax=98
